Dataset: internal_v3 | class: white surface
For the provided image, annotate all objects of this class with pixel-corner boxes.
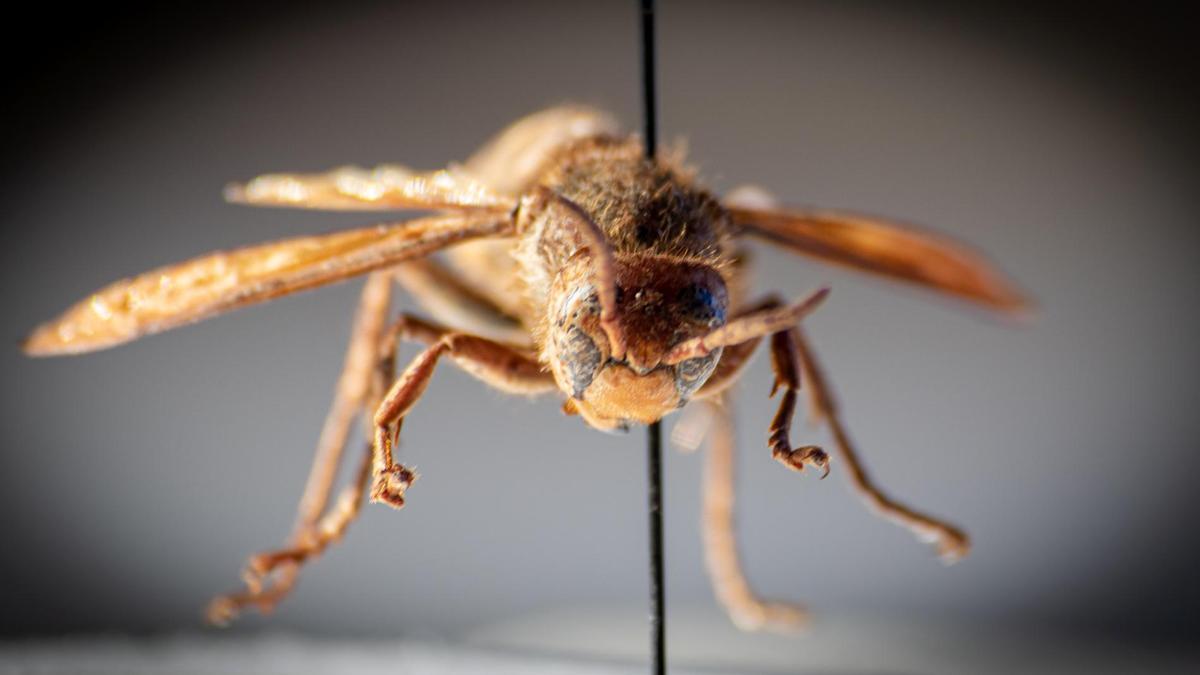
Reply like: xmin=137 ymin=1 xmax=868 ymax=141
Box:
xmin=3 ymin=608 xmax=1195 ymax=675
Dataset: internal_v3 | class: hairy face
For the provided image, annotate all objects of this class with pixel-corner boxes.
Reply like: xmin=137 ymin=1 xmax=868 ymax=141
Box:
xmin=546 ymin=255 xmax=729 ymax=430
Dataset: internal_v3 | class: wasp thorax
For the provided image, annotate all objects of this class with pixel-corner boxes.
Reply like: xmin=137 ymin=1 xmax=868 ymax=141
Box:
xmin=546 ymin=254 xmax=729 ymax=430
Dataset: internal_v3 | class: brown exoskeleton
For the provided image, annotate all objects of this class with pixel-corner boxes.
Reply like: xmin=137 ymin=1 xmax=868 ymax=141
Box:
xmin=24 ymin=107 xmax=1026 ymax=631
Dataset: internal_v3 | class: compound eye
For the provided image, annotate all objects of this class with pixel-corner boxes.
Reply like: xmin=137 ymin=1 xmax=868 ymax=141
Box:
xmin=555 ymin=325 xmax=602 ymax=398
xmin=674 ymin=347 xmax=722 ymax=400
xmin=677 ymin=284 xmax=726 ymax=328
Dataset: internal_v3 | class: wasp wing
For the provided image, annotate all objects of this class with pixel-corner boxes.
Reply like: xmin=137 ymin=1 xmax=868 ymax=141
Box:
xmin=728 ymin=204 xmax=1028 ymax=314
xmin=224 ymin=165 xmax=516 ymax=212
xmin=24 ymin=213 xmax=513 ymax=356
xmin=463 ymin=106 xmax=619 ymax=195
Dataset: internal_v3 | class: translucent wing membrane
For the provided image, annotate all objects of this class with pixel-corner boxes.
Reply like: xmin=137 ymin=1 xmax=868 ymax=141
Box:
xmin=24 ymin=213 xmax=513 ymax=356
xmin=729 ymin=205 xmax=1028 ymax=314
xmin=464 ymin=105 xmax=618 ymax=195
xmin=225 ymin=165 xmax=516 ymax=212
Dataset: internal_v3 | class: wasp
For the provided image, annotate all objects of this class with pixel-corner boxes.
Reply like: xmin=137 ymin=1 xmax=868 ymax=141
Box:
xmin=24 ymin=107 xmax=1026 ymax=631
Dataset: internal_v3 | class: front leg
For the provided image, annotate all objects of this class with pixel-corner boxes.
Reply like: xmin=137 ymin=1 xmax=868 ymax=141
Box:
xmin=690 ymin=298 xmax=776 ymax=402
xmin=692 ymin=296 xmax=830 ymax=477
xmin=768 ymin=329 xmax=831 ymax=477
xmin=369 ymin=315 xmax=556 ymax=508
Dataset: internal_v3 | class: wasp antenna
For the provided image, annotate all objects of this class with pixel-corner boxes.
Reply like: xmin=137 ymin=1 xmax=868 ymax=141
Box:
xmin=534 ymin=187 xmax=627 ymax=360
xmin=665 ymin=287 xmax=830 ymax=364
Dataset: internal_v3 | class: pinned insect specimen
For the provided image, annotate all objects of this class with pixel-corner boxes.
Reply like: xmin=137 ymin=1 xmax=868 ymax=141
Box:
xmin=24 ymin=107 xmax=1026 ymax=631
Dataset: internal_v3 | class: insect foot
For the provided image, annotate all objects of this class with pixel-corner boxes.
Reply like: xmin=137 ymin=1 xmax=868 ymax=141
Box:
xmin=932 ymin=526 xmax=972 ymax=564
xmin=771 ymin=440 xmax=831 ymax=479
xmin=729 ymin=601 xmax=810 ymax=635
xmin=238 ymin=541 xmax=311 ymax=594
xmin=240 ymin=553 xmax=278 ymax=594
xmin=206 ymin=597 xmax=241 ymax=626
xmin=371 ymin=465 xmax=416 ymax=510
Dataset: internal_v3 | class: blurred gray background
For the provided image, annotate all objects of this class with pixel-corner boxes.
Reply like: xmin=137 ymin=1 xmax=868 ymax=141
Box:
xmin=2 ymin=0 xmax=1197 ymax=658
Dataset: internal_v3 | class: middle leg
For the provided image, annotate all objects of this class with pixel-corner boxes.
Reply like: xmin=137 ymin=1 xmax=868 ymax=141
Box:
xmin=785 ymin=327 xmax=971 ymax=562
xmin=702 ymin=396 xmax=809 ymax=632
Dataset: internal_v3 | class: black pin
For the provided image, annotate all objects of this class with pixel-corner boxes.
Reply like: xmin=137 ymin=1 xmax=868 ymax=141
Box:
xmin=638 ymin=2 xmax=665 ymax=673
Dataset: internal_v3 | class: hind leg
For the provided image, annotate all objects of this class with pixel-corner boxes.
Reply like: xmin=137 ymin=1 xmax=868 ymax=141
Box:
xmin=701 ymin=397 xmax=809 ymax=632
xmin=207 ymin=272 xmax=394 ymax=624
xmin=207 ymin=441 xmax=376 ymax=623
xmin=784 ymin=327 xmax=970 ymax=562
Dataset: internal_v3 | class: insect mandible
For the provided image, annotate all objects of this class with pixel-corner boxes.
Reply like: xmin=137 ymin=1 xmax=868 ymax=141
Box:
xmin=24 ymin=107 xmax=1027 ymax=631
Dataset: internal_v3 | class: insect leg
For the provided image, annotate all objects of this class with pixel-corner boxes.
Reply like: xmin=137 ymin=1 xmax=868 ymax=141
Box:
xmin=664 ymin=289 xmax=828 ymax=365
xmin=677 ymin=295 xmax=789 ymax=449
xmin=767 ymin=329 xmax=832 ymax=477
xmin=205 ymin=272 xmax=394 ymax=624
xmin=789 ymin=327 xmax=971 ymax=562
xmin=689 ymin=295 xmax=789 ymax=402
xmin=682 ymin=293 xmax=830 ymax=474
xmin=207 ymin=441 xmax=375 ymax=624
xmin=392 ymin=258 xmax=530 ymax=346
xmin=296 ymin=273 xmax=395 ymax=529
xmin=369 ymin=315 xmax=555 ymax=508
xmin=702 ymin=397 xmax=808 ymax=632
